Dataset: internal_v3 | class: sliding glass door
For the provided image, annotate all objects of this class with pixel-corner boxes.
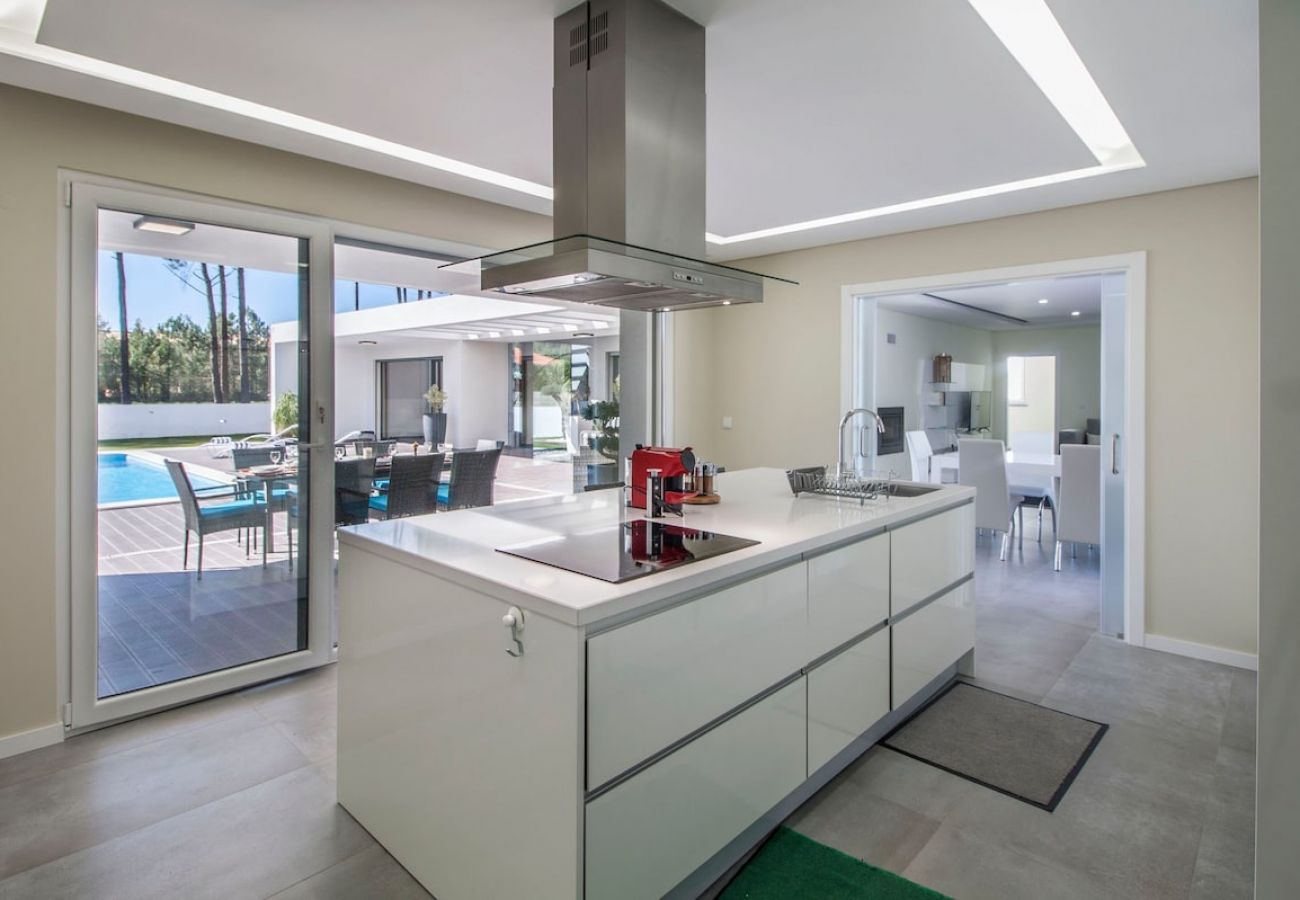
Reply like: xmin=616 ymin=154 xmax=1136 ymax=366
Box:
xmin=70 ymin=183 xmax=334 ymax=728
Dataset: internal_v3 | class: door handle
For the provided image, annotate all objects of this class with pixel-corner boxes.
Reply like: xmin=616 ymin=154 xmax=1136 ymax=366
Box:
xmin=1111 ymin=434 xmax=1120 ymax=475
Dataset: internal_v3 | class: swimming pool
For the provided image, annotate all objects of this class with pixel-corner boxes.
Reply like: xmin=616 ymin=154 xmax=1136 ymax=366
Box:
xmin=98 ymin=453 xmax=226 ymax=505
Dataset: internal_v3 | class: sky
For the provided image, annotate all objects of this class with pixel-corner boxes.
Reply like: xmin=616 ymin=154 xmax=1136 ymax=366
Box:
xmin=96 ymin=251 xmax=447 ymax=330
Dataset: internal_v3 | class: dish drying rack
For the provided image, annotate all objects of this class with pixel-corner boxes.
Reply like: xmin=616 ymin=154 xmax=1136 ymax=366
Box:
xmin=786 ymin=466 xmax=896 ymax=504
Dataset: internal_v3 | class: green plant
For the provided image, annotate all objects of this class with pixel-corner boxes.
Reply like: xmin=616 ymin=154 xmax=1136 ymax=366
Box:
xmin=581 ymin=398 xmax=620 ymax=461
xmin=423 ymin=383 xmax=447 ymax=412
xmin=272 ymin=392 xmax=299 ymax=432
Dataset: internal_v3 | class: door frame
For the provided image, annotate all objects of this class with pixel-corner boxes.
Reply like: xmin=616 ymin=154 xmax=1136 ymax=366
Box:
xmin=61 ymin=175 xmax=337 ymax=730
xmin=840 ymin=252 xmax=1147 ymax=646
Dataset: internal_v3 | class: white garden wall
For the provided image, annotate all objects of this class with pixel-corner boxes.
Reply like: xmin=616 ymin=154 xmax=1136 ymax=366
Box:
xmin=98 ymin=402 xmax=271 ymax=440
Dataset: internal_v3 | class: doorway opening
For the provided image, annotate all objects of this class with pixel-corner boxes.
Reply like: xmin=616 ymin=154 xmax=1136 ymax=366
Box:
xmin=842 ymin=254 xmax=1145 ymax=652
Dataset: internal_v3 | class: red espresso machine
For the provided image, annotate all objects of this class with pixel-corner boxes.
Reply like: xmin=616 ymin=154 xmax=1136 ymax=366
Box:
xmin=629 ymin=445 xmax=697 ymax=510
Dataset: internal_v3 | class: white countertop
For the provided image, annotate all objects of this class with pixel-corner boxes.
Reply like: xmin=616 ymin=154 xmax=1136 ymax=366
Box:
xmin=337 ymin=467 xmax=974 ymax=628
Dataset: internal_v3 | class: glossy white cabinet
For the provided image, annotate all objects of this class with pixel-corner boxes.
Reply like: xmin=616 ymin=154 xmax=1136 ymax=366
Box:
xmin=585 ymin=680 xmax=807 ymax=900
xmin=806 ymin=533 xmax=889 ymax=660
xmin=586 ymin=562 xmax=808 ymax=788
xmin=807 ymin=628 xmax=890 ymax=773
xmin=891 ymin=579 xmax=975 ymax=707
xmin=890 ymin=503 xmax=975 ymax=615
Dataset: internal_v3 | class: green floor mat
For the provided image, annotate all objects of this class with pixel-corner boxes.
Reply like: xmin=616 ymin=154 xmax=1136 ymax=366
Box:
xmin=720 ymin=828 xmax=951 ymax=900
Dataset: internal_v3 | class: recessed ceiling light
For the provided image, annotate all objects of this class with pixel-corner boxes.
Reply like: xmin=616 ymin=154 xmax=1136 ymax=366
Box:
xmin=487 ymin=331 xmax=500 ymax=338
xmin=133 ymin=215 xmax=195 ymax=235
xmin=1038 ymin=298 xmax=1049 ymax=305
xmin=561 ymin=323 xmax=578 ymax=331
xmin=466 ymin=333 xmax=479 ymax=340
xmin=1071 ymin=311 xmax=1081 ymax=317
xmin=535 ymin=327 xmax=550 ymax=335
xmin=511 ymin=329 xmax=524 ymax=336
xmin=591 ymin=321 xmax=608 ymax=329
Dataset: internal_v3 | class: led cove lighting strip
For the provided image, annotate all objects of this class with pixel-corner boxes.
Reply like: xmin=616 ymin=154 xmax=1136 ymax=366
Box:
xmin=707 ymin=0 xmax=1144 ymax=245
xmin=1 ymin=0 xmax=1139 ymax=245
xmin=0 ymin=8 xmax=553 ymax=201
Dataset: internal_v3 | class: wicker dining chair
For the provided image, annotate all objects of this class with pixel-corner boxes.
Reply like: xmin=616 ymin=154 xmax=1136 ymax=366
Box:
xmin=369 ymin=453 xmax=444 ymax=519
xmin=166 ymin=460 xmax=266 ymax=578
xmin=438 ymin=447 xmax=502 ymax=511
xmin=335 ymin=457 xmax=376 ymax=526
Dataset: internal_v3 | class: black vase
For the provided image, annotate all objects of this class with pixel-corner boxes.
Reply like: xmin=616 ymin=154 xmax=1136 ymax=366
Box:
xmin=423 ymin=412 xmax=448 ymax=446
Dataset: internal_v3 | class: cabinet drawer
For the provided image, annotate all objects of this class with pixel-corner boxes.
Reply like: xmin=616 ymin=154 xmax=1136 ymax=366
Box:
xmin=806 ymin=534 xmax=889 ymax=660
xmin=585 ymin=679 xmax=806 ymax=900
xmin=807 ymin=628 xmax=890 ymax=773
xmin=890 ymin=504 xmax=974 ymax=615
xmin=587 ymin=562 xmax=807 ymax=789
xmin=891 ymin=580 xmax=975 ymax=707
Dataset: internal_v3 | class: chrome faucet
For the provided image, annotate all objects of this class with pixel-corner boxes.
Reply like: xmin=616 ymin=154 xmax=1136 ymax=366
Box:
xmin=837 ymin=408 xmax=886 ymax=477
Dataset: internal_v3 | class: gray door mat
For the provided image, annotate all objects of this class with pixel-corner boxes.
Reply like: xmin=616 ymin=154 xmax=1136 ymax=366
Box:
xmin=881 ymin=681 xmax=1107 ymax=811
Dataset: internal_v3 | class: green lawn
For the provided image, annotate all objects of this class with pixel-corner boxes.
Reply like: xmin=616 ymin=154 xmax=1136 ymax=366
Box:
xmin=97 ymin=434 xmax=254 ymax=450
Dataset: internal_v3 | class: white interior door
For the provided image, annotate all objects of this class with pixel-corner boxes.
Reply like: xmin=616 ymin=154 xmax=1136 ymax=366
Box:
xmin=68 ymin=181 xmax=335 ymax=729
xmin=1099 ymin=271 xmax=1126 ymax=636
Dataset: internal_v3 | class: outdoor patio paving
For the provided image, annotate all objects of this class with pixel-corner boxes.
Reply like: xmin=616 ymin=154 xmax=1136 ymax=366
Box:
xmin=95 ymin=451 xmax=577 ymax=698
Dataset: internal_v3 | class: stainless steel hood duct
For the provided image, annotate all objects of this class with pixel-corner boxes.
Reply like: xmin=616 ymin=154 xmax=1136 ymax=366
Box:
xmin=454 ymin=0 xmax=792 ymax=310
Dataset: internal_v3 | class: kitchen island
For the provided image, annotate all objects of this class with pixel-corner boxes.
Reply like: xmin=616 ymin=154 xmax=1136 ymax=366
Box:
xmin=336 ymin=467 xmax=976 ymax=900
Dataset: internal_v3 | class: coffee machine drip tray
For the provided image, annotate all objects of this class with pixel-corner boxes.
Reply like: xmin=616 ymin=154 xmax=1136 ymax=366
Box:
xmin=497 ymin=520 xmax=759 ymax=584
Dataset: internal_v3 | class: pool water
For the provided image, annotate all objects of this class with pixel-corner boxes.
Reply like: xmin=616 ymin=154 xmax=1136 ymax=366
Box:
xmin=98 ymin=453 xmax=225 ymax=505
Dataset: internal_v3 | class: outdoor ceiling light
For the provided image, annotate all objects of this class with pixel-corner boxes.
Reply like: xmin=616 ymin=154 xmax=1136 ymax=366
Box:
xmin=1038 ymin=298 xmax=1049 ymax=304
xmin=591 ymin=321 xmax=609 ymax=329
xmin=133 ymin=215 xmax=195 ymax=235
xmin=1071 ymin=311 xmax=1081 ymax=317
xmin=487 ymin=331 xmax=501 ymax=338
xmin=467 ymin=333 xmax=479 ymax=340
xmin=535 ymin=327 xmax=550 ymax=335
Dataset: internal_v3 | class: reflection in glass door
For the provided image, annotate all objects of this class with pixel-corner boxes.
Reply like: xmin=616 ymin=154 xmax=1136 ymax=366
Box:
xmin=70 ymin=184 xmax=333 ymax=727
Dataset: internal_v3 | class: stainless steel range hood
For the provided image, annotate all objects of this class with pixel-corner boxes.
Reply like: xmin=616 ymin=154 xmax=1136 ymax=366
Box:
xmin=453 ymin=0 xmax=793 ymax=310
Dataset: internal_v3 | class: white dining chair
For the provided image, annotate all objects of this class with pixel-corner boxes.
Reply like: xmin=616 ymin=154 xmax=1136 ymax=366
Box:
xmin=1054 ymin=444 xmax=1101 ymax=571
xmin=905 ymin=430 xmax=935 ymax=483
xmin=958 ymin=438 xmax=1024 ymax=561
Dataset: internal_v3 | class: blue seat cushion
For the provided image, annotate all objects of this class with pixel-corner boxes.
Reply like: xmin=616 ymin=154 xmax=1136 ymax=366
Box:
xmin=199 ymin=499 xmax=262 ymax=520
xmin=369 ymin=494 xmax=389 ymax=513
xmin=437 ymin=483 xmax=450 ymax=504
xmin=373 ymin=479 xmax=390 ymax=491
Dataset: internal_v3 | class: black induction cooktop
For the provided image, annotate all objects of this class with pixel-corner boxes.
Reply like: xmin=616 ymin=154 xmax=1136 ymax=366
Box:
xmin=497 ymin=520 xmax=759 ymax=583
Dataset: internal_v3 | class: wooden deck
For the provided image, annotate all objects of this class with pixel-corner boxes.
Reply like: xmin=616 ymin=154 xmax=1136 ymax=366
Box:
xmin=95 ymin=453 xmax=576 ymax=698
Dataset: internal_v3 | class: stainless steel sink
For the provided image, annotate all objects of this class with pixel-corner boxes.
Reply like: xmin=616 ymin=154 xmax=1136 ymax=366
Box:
xmin=886 ymin=483 xmax=942 ymax=498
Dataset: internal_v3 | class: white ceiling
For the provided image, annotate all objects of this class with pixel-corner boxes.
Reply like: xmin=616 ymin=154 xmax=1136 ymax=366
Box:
xmin=1 ymin=0 xmax=1258 ymax=259
xmin=878 ymin=274 xmax=1102 ymax=331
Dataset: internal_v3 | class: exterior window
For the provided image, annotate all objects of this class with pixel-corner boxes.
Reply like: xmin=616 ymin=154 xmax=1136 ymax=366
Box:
xmin=1007 ymin=356 xmax=1027 ymax=406
xmin=378 ymin=357 xmax=443 ymax=439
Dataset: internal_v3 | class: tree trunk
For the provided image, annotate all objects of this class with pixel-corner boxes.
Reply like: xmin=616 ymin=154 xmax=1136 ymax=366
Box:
xmin=237 ymin=267 xmax=250 ymax=402
xmin=114 ymin=251 xmax=131 ymax=404
xmin=218 ymin=265 xmax=231 ymax=402
xmin=200 ymin=262 xmax=223 ymax=403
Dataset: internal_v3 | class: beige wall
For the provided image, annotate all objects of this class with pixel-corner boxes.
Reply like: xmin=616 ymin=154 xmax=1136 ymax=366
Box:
xmin=991 ymin=325 xmax=1100 ymax=443
xmin=675 ymin=178 xmax=1259 ymax=656
xmin=0 ymin=85 xmax=550 ymax=745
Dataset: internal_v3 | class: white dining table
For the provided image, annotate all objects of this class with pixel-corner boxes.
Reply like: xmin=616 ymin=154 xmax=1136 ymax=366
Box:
xmin=930 ymin=449 xmax=1061 ymax=485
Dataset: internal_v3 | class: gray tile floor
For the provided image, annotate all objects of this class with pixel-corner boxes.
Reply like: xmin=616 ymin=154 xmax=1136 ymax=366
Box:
xmin=2 ymin=513 xmax=1255 ymax=899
